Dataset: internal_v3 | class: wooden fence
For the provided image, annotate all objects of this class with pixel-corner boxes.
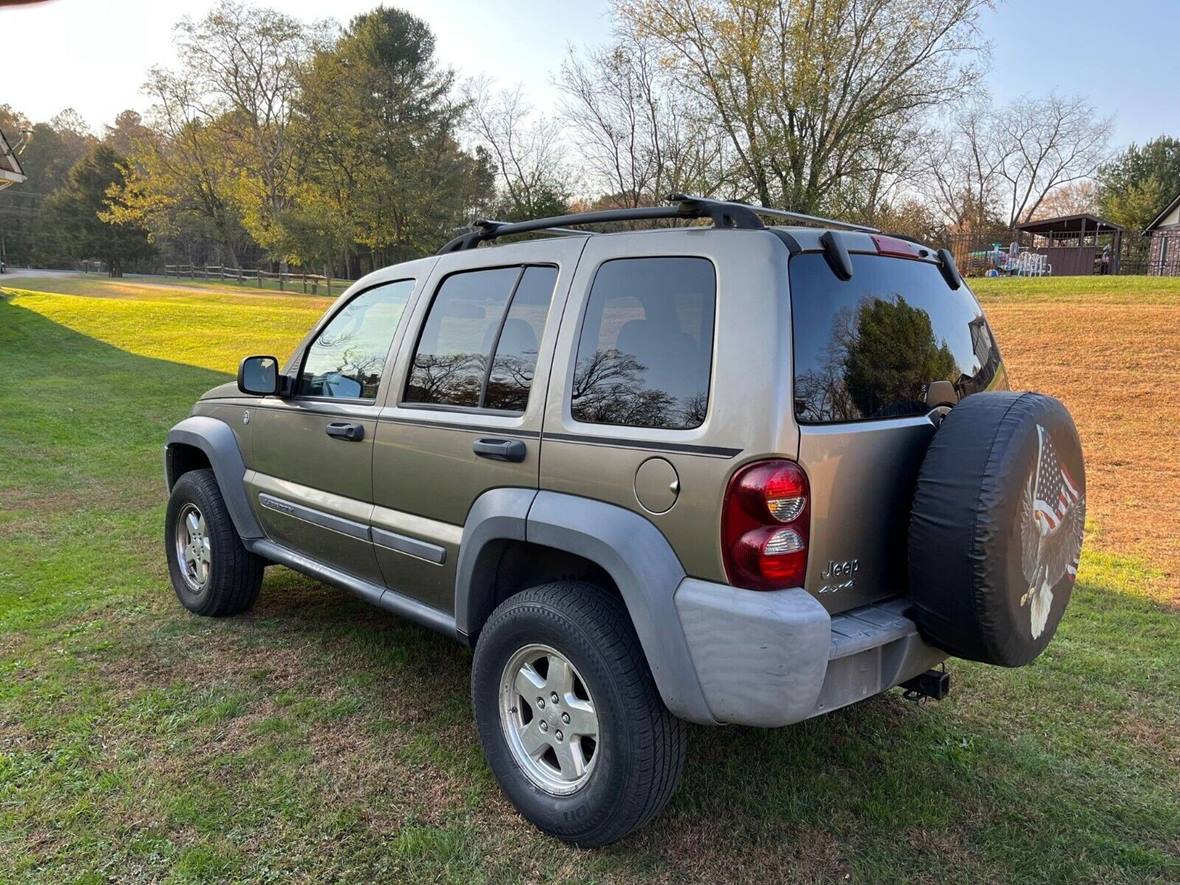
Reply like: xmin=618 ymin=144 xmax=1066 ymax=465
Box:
xmin=163 ymin=265 xmax=350 ymax=296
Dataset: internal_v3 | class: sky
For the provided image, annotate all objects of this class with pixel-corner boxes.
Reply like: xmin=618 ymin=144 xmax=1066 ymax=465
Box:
xmin=2 ymin=0 xmax=1177 ymax=149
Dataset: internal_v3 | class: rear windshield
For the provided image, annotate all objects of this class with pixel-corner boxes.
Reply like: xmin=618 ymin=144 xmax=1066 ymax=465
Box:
xmin=790 ymin=253 xmax=1004 ymax=424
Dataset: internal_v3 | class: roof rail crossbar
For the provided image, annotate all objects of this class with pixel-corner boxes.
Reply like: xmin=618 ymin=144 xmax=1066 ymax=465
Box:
xmin=436 ymin=194 xmax=875 ymax=253
xmin=746 ymin=206 xmax=879 ymax=233
xmin=668 ymin=194 xmax=878 ymax=233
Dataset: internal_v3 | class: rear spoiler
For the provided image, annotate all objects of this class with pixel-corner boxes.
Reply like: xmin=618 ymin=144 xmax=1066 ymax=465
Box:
xmin=814 ymin=231 xmax=964 ymax=289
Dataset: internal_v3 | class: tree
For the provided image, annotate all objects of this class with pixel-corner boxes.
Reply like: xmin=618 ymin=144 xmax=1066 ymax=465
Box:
xmin=170 ymin=1 xmax=315 ymax=260
xmin=1097 ymin=136 xmax=1180 ymax=232
xmin=40 ymin=145 xmax=153 ymax=275
xmin=996 ymin=95 xmax=1110 ymax=226
xmin=10 ymin=109 xmax=94 ymax=196
xmin=103 ymin=110 xmax=155 ymax=157
xmin=293 ymin=6 xmax=493 ymax=269
xmin=617 ymin=0 xmax=989 ymax=213
xmin=0 ymin=108 xmax=97 ymax=266
xmin=558 ymin=36 xmax=724 ymax=208
xmin=106 ymin=72 xmax=250 ymax=267
xmin=464 ymin=80 xmax=570 ymax=220
xmin=924 ymin=94 xmax=1111 ymax=231
xmin=1031 ymin=180 xmax=1099 ymax=220
xmin=106 ymin=2 xmax=317 ymax=268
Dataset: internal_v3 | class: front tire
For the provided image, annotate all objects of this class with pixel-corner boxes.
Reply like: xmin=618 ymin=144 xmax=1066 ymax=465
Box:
xmin=165 ymin=469 xmax=264 ymax=617
xmin=471 ymin=582 xmax=686 ymax=847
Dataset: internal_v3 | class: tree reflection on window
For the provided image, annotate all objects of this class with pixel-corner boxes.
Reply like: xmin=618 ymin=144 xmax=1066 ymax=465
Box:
xmin=571 ymin=257 xmax=715 ymax=430
xmin=794 ymin=295 xmax=957 ymax=423
xmin=298 ymin=279 xmax=413 ymax=399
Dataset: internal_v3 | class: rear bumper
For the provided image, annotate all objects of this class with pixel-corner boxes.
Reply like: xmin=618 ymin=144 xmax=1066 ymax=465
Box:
xmin=673 ymin=580 xmax=944 ymax=727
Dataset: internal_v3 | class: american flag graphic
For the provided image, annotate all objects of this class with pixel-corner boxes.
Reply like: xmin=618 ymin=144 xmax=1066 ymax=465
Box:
xmin=1020 ymin=424 xmax=1085 ymax=638
xmin=1032 ymin=425 xmax=1084 ymax=573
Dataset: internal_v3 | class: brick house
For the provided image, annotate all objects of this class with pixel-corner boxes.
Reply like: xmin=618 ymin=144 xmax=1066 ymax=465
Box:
xmin=1145 ymin=193 xmax=1180 ymax=276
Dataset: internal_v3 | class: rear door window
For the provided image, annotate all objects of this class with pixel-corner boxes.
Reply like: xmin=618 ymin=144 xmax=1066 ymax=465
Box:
xmin=571 ymin=257 xmax=715 ymax=430
xmin=790 ymin=253 xmax=1003 ymax=423
xmin=404 ymin=265 xmax=557 ymax=411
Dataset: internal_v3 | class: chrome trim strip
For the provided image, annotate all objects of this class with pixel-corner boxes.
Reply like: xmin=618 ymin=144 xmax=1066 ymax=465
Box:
xmin=257 ymin=492 xmax=370 ymax=541
xmin=371 ymin=526 xmax=447 ymax=565
xmin=245 ymin=538 xmax=458 ymax=639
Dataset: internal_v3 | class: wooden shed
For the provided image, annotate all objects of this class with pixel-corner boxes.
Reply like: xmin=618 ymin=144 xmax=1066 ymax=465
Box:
xmin=1015 ymin=214 xmax=1123 ymax=276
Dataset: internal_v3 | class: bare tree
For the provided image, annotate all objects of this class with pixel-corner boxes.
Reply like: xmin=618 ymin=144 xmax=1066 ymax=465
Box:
xmin=998 ymin=94 xmax=1111 ymax=226
xmin=925 ymin=101 xmax=1015 ymax=233
xmin=924 ymin=94 xmax=1111 ymax=232
xmin=463 ymin=79 xmax=570 ymax=219
xmin=617 ymin=0 xmax=990 ymax=212
xmin=558 ymin=36 xmax=725 ymax=207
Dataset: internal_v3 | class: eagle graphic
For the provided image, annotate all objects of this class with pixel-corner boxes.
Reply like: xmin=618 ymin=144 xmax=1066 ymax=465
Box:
xmin=1018 ymin=425 xmax=1085 ymax=638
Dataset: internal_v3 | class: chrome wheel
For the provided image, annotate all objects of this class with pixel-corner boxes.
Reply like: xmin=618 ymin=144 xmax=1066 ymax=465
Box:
xmin=174 ymin=502 xmax=211 ymax=593
xmin=499 ymin=643 xmax=599 ymax=795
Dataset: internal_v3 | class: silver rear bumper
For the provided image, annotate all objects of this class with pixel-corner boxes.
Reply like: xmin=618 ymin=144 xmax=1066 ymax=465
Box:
xmin=674 ymin=581 xmax=944 ymax=727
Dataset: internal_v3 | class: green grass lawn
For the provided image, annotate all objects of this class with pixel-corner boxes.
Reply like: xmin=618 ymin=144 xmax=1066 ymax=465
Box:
xmin=1 ymin=276 xmax=1178 ymax=883
xmin=970 ymin=272 xmax=1180 ymax=304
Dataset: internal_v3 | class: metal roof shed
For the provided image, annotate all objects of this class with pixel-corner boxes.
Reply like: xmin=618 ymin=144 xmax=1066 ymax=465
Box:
xmin=1015 ymin=214 xmax=1123 ymax=276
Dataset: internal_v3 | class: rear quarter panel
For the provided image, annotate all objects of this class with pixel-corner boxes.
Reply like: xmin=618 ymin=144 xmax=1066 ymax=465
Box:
xmin=539 ymin=229 xmax=798 ymax=583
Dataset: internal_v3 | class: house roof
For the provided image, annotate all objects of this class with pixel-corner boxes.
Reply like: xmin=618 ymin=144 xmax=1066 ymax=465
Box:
xmin=1015 ymin=213 xmax=1123 ymax=235
xmin=1144 ymin=192 xmax=1180 ymax=233
xmin=0 ymin=127 xmax=27 ymax=190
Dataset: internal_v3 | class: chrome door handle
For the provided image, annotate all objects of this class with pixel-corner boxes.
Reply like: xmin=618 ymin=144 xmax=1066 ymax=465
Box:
xmin=325 ymin=421 xmax=364 ymax=441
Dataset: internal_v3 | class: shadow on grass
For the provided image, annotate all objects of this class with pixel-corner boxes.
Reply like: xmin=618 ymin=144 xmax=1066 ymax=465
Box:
xmin=2 ymin=294 xmax=1178 ymax=882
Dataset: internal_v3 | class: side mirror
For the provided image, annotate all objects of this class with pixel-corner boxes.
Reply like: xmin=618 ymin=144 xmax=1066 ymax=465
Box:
xmin=238 ymin=355 xmax=280 ymax=396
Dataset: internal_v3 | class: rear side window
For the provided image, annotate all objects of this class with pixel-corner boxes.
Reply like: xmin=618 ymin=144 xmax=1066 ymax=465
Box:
xmin=405 ymin=265 xmax=556 ymax=410
xmin=485 ymin=266 xmax=557 ymax=411
xmin=297 ymin=279 xmax=414 ymax=400
xmin=571 ymin=257 xmax=715 ymax=430
xmin=790 ymin=253 xmax=1004 ymax=424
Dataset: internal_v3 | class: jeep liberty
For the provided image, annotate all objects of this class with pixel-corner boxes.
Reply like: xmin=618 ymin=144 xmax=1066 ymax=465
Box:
xmin=164 ymin=195 xmax=1086 ymax=846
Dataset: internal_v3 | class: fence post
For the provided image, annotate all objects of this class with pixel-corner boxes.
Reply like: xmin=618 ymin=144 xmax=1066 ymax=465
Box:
xmin=302 ymin=273 xmax=307 ymax=294
xmin=278 ymin=273 xmax=284 ymax=292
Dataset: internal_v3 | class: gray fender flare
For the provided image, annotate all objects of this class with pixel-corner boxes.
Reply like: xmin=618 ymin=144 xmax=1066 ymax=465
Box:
xmin=165 ymin=415 xmax=264 ymax=539
xmin=454 ymin=488 xmax=715 ymax=724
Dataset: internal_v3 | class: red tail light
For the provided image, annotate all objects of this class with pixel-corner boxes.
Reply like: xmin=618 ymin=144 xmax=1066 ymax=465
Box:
xmin=721 ymin=459 xmax=810 ymax=590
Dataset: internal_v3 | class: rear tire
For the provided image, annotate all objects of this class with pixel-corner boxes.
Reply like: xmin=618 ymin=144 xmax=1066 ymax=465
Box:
xmin=471 ymin=581 xmax=686 ymax=847
xmin=165 ymin=469 xmax=264 ymax=617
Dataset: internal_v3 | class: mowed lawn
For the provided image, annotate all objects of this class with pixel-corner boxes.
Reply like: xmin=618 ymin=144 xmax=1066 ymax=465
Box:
xmin=1 ymin=272 xmax=1178 ymax=883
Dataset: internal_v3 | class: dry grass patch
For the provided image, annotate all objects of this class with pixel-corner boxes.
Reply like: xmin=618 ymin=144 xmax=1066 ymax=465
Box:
xmin=986 ymin=300 xmax=1180 ymax=600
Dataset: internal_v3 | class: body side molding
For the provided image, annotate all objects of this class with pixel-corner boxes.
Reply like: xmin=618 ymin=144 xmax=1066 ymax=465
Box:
xmin=246 ymin=538 xmax=458 ymax=638
xmin=166 ymin=416 xmax=264 ymax=539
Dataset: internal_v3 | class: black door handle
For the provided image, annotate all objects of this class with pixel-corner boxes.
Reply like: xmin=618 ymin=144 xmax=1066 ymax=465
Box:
xmin=325 ymin=421 xmax=365 ymax=442
xmin=473 ymin=437 xmax=527 ymax=463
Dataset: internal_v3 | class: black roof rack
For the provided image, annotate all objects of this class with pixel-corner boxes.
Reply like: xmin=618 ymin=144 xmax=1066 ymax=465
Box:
xmin=436 ymin=194 xmax=878 ymax=254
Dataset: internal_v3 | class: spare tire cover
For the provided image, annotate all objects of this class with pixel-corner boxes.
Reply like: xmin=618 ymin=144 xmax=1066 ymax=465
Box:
xmin=909 ymin=392 xmax=1085 ymax=666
